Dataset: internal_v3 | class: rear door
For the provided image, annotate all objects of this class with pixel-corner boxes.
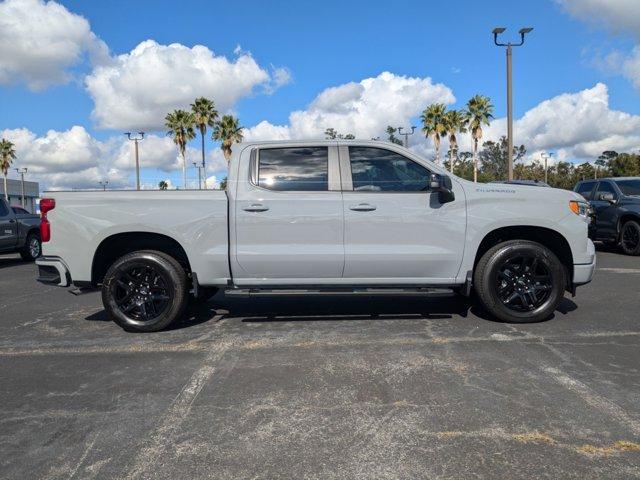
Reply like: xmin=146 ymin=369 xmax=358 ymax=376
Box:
xmin=0 ymin=200 xmax=17 ymax=251
xmin=339 ymin=145 xmax=466 ymax=283
xmin=232 ymin=144 xmax=344 ymax=284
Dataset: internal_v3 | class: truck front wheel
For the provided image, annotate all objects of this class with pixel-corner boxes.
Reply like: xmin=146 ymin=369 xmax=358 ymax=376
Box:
xmin=102 ymin=250 xmax=188 ymax=332
xmin=473 ymin=240 xmax=566 ymax=323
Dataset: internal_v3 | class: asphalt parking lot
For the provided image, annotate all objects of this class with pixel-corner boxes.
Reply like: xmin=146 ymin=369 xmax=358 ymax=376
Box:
xmin=1 ymin=247 xmax=639 ymax=479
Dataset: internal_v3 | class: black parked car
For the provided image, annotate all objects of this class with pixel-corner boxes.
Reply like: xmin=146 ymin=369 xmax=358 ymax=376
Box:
xmin=0 ymin=198 xmax=42 ymax=261
xmin=574 ymin=177 xmax=640 ymax=255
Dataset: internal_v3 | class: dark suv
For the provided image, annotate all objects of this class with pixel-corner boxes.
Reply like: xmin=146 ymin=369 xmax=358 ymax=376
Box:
xmin=574 ymin=177 xmax=640 ymax=255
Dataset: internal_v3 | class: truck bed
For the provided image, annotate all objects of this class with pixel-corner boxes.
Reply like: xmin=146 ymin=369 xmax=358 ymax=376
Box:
xmin=42 ymin=190 xmax=230 ymax=286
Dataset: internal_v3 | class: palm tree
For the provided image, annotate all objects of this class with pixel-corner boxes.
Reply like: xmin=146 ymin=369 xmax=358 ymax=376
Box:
xmin=420 ymin=103 xmax=448 ymax=165
xmin=165 ymin=110 xmax=196 ymax=189
xmin=0 ymin=139 xmax=17 ymax=201
xmin=158 ymin=180 xmax=168 ymax=190
xmin=212 ymin=115 xmax=244 ymax=164
xmin=190 ymin=97 xmax=218 ymax=189
xmin=465 ymin=95 xmax=494 ymax=182
xmin=443 ymin=110 xmax=468 ymax=174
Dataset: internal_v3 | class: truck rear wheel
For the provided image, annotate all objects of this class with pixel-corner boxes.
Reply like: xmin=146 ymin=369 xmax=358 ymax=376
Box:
xmin=20 ymin=232 xmax=41 ymax=261
xmin=473 ymin=240 xmax=566 ymax=323
xmin=620 ymin=220 xmax=640 ymax=256
xmin=102 ymin=250 xmax=188 ymax=332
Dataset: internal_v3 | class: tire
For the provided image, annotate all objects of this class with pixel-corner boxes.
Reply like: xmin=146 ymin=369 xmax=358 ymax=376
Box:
xmin=473 ymin=240 xmax=566 ymax=323
xmin=619 ymin=220 xmax=640 ymax=256
xmin=191 ymin=286 xmax=219 ymax=304
xmin=102 ymin=250 xmax=188 ymax=332
xmin=19 ymin=232 xmax=41 ymax=261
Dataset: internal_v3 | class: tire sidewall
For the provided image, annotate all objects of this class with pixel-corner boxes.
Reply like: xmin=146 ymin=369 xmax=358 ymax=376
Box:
xmin=20 ymin=232 xmax=41 ymax=261
xmin=620 ymin=221 xmax=640 ymax=256
xmin=480 ymin=242 xmax=565 ymax=322
xmin=102 ymin=252 xmax=186 ymax=332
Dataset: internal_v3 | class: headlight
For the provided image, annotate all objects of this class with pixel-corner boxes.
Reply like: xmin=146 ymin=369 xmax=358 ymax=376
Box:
xmin=569 ymin=200 xmax=590 ymax=221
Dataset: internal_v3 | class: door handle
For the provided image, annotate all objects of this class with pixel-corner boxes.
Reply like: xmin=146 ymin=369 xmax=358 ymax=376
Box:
xmin=349 ymin=203 xmax=377 ymax=212
xmin=9 ymin=219 xmax=15 ymax=223
xmin=243 ymin=203 xmax=269 ymax=212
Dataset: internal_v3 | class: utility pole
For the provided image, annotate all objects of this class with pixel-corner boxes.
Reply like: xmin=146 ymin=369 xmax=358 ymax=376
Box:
xmin=15 ymin=167 xmax=27 ymax=208
xmin=540 ymin=151 xmax=553 ymax=184
xmin=99 ymin=181 xmax=108 ymax=191
xmin=125 ymin=132 xmax=145 ymax=190
xmin=397 ymin=126 xmax=416 ymax=148
xmin=192 ymin=162 xmax=203 ymax=190
xmin=493 ymin=27 xmax=533 ymax=181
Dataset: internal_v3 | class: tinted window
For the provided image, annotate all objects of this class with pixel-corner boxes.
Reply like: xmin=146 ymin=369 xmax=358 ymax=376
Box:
xmin=349 ymin=147 xmax=430 ymax=192
xmin=0 ymin=201 xmax=8 ymax=217
xmin=595 ymin=181 xmax=618 ymax=200
xmin=12 ymin=206 xmax=29 ymax=215
xmin=575 ymin=181 xmax=596 ymax=200
xmin=615 ymin=179 xmax=640 ymax=196
xmin=258 ymin=147 xmax=328 ymax=191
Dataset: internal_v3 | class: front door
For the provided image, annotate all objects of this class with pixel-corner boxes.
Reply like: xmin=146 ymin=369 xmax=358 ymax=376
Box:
xmin=232 ymin=144 xmax=344 ymax=284
xmin=0 ymin=201 xmax=17 ymax=251
xmin=340 ymin=145 xmax=466 ymax=283
xmin=591 ymin=181 xmax=620 ymax=240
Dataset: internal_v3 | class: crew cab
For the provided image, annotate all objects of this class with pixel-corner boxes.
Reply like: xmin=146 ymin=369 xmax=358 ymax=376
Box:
xmin=0 ymin=198 xmax=41 ymax=261
xmin=574 ymin=177 xmax=640 ymax=255
xmin=36 ymin=141 xmax=596 ymax=332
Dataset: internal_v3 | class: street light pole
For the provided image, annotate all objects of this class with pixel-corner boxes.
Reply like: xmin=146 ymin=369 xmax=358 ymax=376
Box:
xmin=493 ymin=27 xmax=533 ymax=182
xmin=125 ymin=132 xmax=145 ymax=190
xmin=397 ymin=126 xmax=416 ymax=148
xmin=193 ymin=162 xmax=203 ymax=190
xmin=540 ymin=152 xmax=554 ymax=184
xmin=15 ymin=167 xmax=27 ymax=208
xmin=99 ymin=181 xmax=108 ymax=191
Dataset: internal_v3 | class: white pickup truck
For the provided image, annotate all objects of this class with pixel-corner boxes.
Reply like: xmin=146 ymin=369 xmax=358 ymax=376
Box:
xmin=36 ymin=140 xmax=596 ymax=332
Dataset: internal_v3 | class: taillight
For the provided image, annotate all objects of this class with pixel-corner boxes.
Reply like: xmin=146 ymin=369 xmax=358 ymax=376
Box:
xmin=40 ymin=198 xmax=55 ymax=242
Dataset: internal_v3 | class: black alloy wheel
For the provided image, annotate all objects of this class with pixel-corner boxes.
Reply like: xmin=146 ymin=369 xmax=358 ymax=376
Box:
xmin=474 ymin=240 xmax=566 ymax=323
xmin=496 ymin=255 xmax=553 ymax=312
xmin=620 ymin=220 xmax=640 ymax=256
xmin=102 ymin=250 xmax=188 ymax=332
xmin=112 ymin=264 xmax=173 ymax=322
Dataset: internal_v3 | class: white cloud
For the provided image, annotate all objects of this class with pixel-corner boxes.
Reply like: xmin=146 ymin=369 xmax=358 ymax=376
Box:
xmin=0 ymin=0 xmax=108 ymax=91
xmin=244 ymin=71 xmax=455 ymax=141
xmin=434 ymin=83 xmax=640 ymax=163
xmin=556 ymin=0 xmax=640 ymax=34
xmin=86 ymin=40 xmax=289 ymax=130
xmin=557 ymin=0 xmax=640 ymax=90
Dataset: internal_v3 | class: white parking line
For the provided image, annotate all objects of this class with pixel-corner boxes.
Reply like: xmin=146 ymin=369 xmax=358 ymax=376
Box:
xmin=598 ymin=268 xmax=640 ymax=274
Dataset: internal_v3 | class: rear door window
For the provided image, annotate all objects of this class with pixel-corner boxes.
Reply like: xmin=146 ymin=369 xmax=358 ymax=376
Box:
xmin=257 ymin=147 xmax=328 ymax=191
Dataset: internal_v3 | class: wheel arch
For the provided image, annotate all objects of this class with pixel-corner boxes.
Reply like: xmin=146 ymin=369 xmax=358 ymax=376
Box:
xmin=91 ymin=232 xmax=191 ymax=286
xmin=618 ymin=212 xmax=640 ymax=234
xmin=473 ymin=226 xmax=574 ymax=285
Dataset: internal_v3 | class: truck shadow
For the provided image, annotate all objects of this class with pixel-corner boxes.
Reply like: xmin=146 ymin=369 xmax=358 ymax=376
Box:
xmin=168 ymin=293 xmax=578 ymax=330
xmin=0 ymin=256 xmax=30 ymax=270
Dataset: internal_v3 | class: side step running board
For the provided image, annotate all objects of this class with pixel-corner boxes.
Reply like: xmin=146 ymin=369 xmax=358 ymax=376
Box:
xmin=225 ymin=287 xmax=456 ymax=298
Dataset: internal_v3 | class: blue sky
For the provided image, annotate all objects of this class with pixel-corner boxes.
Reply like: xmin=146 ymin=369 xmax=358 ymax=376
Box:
xmin=1 ymin=0 xmax=639 ymax=189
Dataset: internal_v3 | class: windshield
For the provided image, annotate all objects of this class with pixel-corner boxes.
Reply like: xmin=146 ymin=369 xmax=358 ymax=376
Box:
xmin=615 ymin=179 xmax=640 ymax=197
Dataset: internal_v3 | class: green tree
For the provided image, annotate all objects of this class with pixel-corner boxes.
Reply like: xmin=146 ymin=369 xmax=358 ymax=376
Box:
xmin=165 ymin=109 xmax=196 ymax=189
xmin=442 ymin=110 xmax=468 ymax=174
xmin=421 ymin=103 xmax=447 ymax=166
xmin=158 ymin=180 xmax=169 ymax=190
xmin=465 ymin=95 xmax=494 ymax=182
xmin=609 ymin=153 xmax=640 ymax=177
xmin=324 ymin=128 xmax=355 ymax=140
xmin=219 ymin=176 xmax=228 ymax=190
xmin=213 ymin=115 xmax=244 ymax=164
xmin=191 ymin=97 xmax=218 ymax=189
xmin=479 ymin=136 xmax=526 ymax=181
xmin=385 ymin=126 xmax=403 ymax=145
xmin=0 ymin=139 xmax=17 ymax=200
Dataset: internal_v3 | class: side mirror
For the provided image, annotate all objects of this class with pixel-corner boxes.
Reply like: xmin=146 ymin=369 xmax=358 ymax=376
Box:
xmin=429 ymin=173 xmax=455 ymax=204
xmin=599 ymin=192 xmax=616 ymax=203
